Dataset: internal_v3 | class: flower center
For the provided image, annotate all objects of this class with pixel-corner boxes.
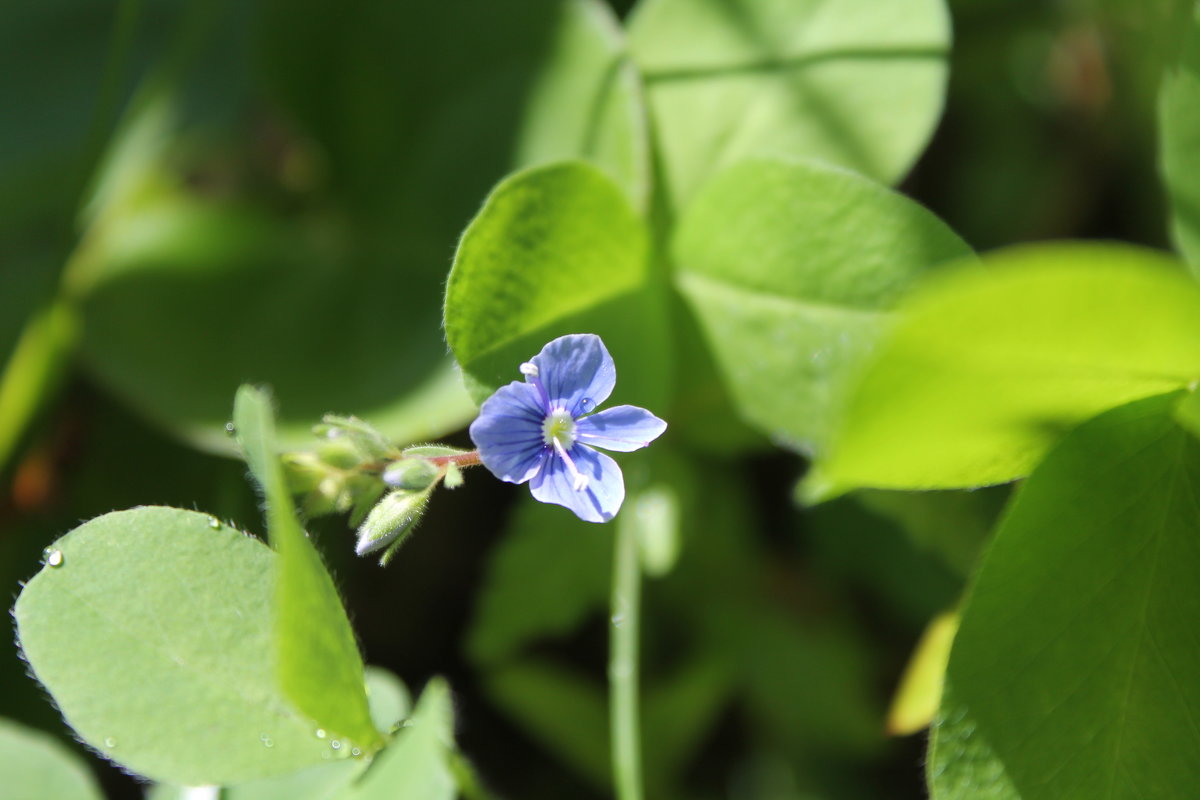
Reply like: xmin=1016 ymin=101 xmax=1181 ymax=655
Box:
xmin=542 ymin=408 xmax=577 ymax=449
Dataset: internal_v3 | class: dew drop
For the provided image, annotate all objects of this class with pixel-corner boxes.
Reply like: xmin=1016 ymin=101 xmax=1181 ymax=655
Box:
xmin=611 ymin=612 xmax=625 ymax=628
xmin=315 ymin=728 xmax=327 ymax=739
xmin=207 ymin=516 xmax=221 ymax=529
xmin=351 ymin=747 xmax=362 ymax=757
xmin=43 ymin=549 xmax=64 ymax=568
xmin=224 ymin=421 xmax=237 ymax=436
xmin=330 ymin=739 xmax=342 ymax=751
xmin=103 ymin=737 xmax=117 ymax=749
xmin=579 ymin=397 xmax=594 ymax=412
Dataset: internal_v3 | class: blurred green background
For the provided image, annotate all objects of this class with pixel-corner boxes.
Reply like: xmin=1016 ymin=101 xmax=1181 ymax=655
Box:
xmin=0 ymin=1 xmax=1185 ymax=798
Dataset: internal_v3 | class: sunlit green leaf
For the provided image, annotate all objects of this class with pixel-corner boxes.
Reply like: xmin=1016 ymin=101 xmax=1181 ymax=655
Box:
xmin=0 ymin=299 xmax=76 ymax=471
xmin=811 ymin=243 xmax=1200 ymax=494
xmin=0 ymin=718 xmax=103 ymax=800
xmin=234 ymin=386 xmax=382 ymax=753
xmin=674 ymin=158 xmax=971 ymax=453
xmin=628 ymin=0 xmax=950 ymax=210
xmin=1160 ymin=5 xmax=1200 ymax=273
xmin=364 ymin=666 xmax=412 ymax=735
xmin=444 ymin=161 xmax=668 ymax=408
xmin=13 ymin=507 xmax=332 ymax=784
xmin=509 ymin=0 xmax=652 ymax=210
xmin=948 ymin=393 xmax=1200 ymax=799
xmin=341 ymin=679 xmax=457 ymax=800
xmin=153 ymin=666 xmax=412 ymax=800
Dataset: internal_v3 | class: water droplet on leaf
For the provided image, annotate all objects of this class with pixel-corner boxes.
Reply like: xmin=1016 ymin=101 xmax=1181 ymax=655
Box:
xmin=224 ymin=422 xmax=237 ymax=436
xmin=611 ymin=612 xmax=625 ymax=628
xmin=351 ymin=747 xmax=362 ymax=757
xmin=43 ymin=549 xmax=64 ymax=568
xmin=330 ymin=739 xmax=342 ymax=750
xmin=207 ymin=516 xmax=221 ymax=529
xmin=103 ymin=737 xmax=117 ymax=749
xmin=315 ymin=728 xmax=327 ymax=739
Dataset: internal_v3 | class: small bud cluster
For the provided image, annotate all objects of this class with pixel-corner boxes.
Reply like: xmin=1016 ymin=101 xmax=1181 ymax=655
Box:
xmin=281 ymin=415 xmax=477 ymax=565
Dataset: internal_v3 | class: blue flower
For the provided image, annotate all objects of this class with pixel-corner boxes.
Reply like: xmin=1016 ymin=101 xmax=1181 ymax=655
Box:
xmin=469 ymin=334 xmax=667 ymax=522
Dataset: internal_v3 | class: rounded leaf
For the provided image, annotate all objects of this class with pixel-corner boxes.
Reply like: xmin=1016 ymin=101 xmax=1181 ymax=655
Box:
xmin=14 ymin=507 xmax=336 ymax=784
xmin=629 ymin=0 xmax=950 ymax=209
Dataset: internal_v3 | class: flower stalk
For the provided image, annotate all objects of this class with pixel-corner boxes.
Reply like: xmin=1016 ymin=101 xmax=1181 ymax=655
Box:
xmin=610 ymin=511 xmax=644 ymax=800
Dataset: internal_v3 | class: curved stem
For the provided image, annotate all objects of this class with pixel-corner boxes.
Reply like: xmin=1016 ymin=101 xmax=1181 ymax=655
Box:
xmin=610 ymin=513 xmax=643 ymax=800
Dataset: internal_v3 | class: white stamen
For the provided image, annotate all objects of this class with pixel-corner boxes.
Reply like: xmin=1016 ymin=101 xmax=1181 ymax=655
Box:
xmin=519 ymin=362 xmax=539 ymax=377
xmin=552 ymin=438 xmax=589 ymax=491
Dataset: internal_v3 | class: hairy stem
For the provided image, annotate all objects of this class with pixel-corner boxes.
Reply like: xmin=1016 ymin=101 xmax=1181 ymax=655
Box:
xmin=610 ymin=513 xmax=643 ymax=800
xmin=426 ymin=450 xmax=483 ymax=468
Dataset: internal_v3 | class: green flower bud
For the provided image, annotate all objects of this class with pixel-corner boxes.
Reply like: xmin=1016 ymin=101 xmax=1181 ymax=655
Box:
xmin=382 ymin=458 xmax=440 ymax=491
xmin=316 ymin=414 xmax=395 ymax=460
xmin=317 ymin=437 xmax=365 ymax=469
xmin=443 ymin=463 xmax=464 ymax=489
xmin=281 ymin=452 xmax=327 ymax=494
xmin=356 ymin=489 xmax=429 ymax=558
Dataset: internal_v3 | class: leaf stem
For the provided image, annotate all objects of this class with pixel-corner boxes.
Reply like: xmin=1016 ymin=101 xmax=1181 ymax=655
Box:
xmin=610 ymin=512 xmax=643 ymax=800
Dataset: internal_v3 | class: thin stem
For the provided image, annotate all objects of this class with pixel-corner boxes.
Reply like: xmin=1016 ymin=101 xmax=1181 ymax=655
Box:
xmin=425 ymin=451 xmax=482 ymax=468
xmin=609 ymin=513 xmax=643 ymax=800
xmin=362 ymin=450 xmax=483 ymax=474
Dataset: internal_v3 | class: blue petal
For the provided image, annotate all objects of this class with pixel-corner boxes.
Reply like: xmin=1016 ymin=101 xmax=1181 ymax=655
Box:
xmin=575 ymin=405 xmax=667 ymax=452
xmin=469 ymin=381 xmax=548 ymax=484
xmin=530 ymin=444 xmax=624 ymax=523
xmin=529 ymin=334 xmax=615 ymax=417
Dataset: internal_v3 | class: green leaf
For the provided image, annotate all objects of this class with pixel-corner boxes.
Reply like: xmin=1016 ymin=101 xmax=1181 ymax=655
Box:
xmin=74 ymin=0 xmax=648 ymax=453
xmin=1160 ymin=6 xmax=1200 ymax=273
xmin=1174 ymin=384 xmax=1200 ymax=441
xmin=509 ymin=0 xmax=652 ymax=210
xmin=341 ymin=679 xmax=457 ymax=800
xmin=812 ymin=243 xmax=1200 ymax=494
xmin=223 ymin=762 xmax=366 ymax=800
xmin=0 ymin=298 xmax=76 ymax=471
xmin=674 ymin=158 xmax=972 ymax=452
xmin=154 ymin=667 xmax=412 ymax=800
xmin=445 ymin=161 xmax=668 ymax=408
xmin=947 ymin=392 xmax=1200 ymax=799
xmin=364 ymin=666 xmax=412 ymax=735
xmin=926 ymin=681 xmax=1019 ymax=800
xmin=0 ymin=718 xmax=103 ymax=800
xmin=467 ymin=494 xmax=612 ymax=666
xmin=13 ymin=507 xmax=333 ymax=784
xmin=628 ymin=0 xmax=950 ymax=210
xmin=234 ymin=386 xmax=382 ymax=753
